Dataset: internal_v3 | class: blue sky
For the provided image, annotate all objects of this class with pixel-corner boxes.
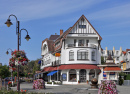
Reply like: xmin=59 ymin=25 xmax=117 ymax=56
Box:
xmin=0 ymin=0 xmax=130 ymax=65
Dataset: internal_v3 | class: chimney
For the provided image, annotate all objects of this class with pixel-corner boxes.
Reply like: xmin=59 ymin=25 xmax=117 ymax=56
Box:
xmin=113 ymin=46 xmax=115 ymax=54
xmin=60 ymin=29 xmax=63 ymax=36
xmin=106 ymin=47 xmax=107 ymax=55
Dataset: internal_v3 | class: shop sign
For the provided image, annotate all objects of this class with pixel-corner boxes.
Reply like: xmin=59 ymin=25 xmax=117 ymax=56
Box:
xmin=62 ymin=73 xmax=67 ymax=81
xmin=110 ymin=72 xmax=115 ymax=75
xmin=103 ymin=71 xmax=107 ymax=79
xmin=55 ymin=53 xmax=60 ymax=57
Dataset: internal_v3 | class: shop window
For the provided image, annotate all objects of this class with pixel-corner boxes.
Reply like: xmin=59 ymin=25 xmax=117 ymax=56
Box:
xmin=69 ymin=69 xmax=77 ymax=81
xmin=62 ymin=73 xmax=67 ymax=81
xmin=116 ymin=57 xmax=119 ymax=61
xmin=69 ymin=50 xmax=74 ymax=60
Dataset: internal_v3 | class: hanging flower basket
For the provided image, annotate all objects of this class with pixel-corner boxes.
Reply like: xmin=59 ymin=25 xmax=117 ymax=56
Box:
xmin=9 ymin=50 xmax=29 ymax=67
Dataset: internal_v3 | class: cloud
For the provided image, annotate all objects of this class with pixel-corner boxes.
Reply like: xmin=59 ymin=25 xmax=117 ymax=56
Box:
xmin=87 ymin=3 xmax=130 ymax=20
xmin=0 ymin=0 xmax=105 ymax=22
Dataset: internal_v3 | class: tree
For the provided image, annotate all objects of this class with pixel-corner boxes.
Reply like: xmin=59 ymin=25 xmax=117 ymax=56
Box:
xmin=0 ymin=65 xmax=10 ymax=79
xmin=33 ymin=59 xmax=41 ymax=74
xmin=13 ymin=71 xmax=17 ymax=77
xmin=101 ymin=56 xmax=105 ymax=64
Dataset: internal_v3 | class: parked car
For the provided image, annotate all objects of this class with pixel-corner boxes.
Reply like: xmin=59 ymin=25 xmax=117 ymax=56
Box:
xmin=4 ymin=77 xmax=10 ymax=81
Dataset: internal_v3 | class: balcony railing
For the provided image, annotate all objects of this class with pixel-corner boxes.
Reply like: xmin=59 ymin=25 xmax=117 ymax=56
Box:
xmin=66 ymin=43 xmax=97 ymax=48
xmin=52 ymin=60 xmax=61 ymax=66
xmin=68 ymin=44 xmax=75 ymax=47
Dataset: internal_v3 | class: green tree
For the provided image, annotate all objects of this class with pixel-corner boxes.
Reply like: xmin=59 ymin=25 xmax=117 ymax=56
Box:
xmin=101 ymin=56 xmax=105 ymax=64
xmin=13 ymin=71 xmax=17 ymax=77
xmin=0 ymin=65 xmax=10 ymax=78
xmin=33 ymin=59 xmax=41 ymax=74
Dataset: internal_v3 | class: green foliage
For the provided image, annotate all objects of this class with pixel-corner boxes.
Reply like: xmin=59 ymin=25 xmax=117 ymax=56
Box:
xmin=13 ymin=71 xmax=17 ymax=77
xmin=119 ymin=76 xmax=123 ymax=85
xmin=119 ymin=72 xmax=126 ymax=76
xmin=126 ymin=74 xmax=130 ymax=80
xmin=101 ymin=56 xmax=105 ymax=64
xmin=0 ymin=65 xmax=10 ymax=78
xmin=33 ymin=59 xmax=41 ymax=74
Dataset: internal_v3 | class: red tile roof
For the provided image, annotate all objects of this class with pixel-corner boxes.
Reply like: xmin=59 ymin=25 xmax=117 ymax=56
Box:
xmin=43 ymin=64 xmax=100 ymax=72
xmin=104 ymin=67 xmax=121 ymax=71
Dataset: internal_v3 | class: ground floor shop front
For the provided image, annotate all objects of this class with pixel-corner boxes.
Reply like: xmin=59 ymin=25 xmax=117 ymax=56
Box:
xmin=40 ymin=64 xmax=101 ymax=84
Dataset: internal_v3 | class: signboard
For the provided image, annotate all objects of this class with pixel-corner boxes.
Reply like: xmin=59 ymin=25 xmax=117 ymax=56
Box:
xmin=110 ymin=72 xmax=115 ymax=75
xmin=55 ymin=53 xmax=60 ymax=57
xmin=62 ymin=73 xmax=67 ymax=81
xmin=103 ymin=71 xmax=107 ymax=79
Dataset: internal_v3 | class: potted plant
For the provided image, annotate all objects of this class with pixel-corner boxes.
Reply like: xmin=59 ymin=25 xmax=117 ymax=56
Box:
xmin=78 ymin=80 xmax=80 ymax=83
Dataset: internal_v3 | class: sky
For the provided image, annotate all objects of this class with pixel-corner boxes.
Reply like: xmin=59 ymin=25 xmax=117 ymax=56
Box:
xmin=0 ymin=0 xmax=130 ymax=65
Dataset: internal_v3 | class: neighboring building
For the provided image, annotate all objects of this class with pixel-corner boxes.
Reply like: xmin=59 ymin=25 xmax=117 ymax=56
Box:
xmin=101 ymin=47 xmax=122 ymax=64
xmin=98 ymin=54 xmax=121 ymax=83
xmin=121 ymin=49 xmax=130 ymax=73
xmin=40 ymin=15 xmax=102 ymax=84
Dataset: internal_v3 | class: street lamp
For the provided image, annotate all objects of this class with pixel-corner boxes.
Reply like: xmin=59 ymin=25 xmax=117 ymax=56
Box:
xmin=5 ymin=14 xmax=31 ymax=91
xmin=6 ymin=48 xmax=13 ymax=84
xmin=6 ymin=48 xmax=13 ymax=55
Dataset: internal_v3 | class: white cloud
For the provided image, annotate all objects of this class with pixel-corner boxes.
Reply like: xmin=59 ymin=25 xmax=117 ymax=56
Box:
xmin=87 ymin=3 xmax=130 ymax=20
xmin=0 ymin=0 xmax=105 ymax=22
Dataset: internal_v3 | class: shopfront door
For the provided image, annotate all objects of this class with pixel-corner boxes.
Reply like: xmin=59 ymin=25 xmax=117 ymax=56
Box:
xmin=79 ymin=69 xmax=86 ymax=82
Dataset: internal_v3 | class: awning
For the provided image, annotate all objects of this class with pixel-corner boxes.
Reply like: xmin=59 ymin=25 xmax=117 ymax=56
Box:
xmin=104 ymin=67 xmax=121 ymax=71
xmin=59 ymin=64 xmax=100 ymax=70
xmin=47 ymin=70 xmax=58 ymax=76
xmin=38 ymin=60 xmax=41 ymax=64
xmin=43 ymin=64 xmax=100 ymax=72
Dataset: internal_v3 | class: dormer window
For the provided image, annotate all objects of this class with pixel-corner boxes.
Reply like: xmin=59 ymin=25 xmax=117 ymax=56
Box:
xmin=43 ymin=44 xmax=47 ymax=50
xmin=79 ymin=25 xmax=86 ymax=28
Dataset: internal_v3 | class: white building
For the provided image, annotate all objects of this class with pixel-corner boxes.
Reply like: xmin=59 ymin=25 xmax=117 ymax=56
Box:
xmin=101 ymin=47 xmax=122 ymax=64
xmin=40 ymin=15 xmax=102 ymax=84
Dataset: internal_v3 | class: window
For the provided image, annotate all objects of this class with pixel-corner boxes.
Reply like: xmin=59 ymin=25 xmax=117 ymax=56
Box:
xmin=116 ymin=57 xmax=119 ymax=61
xmin=74 ymin=39 xmax=76 ymax=46
xmin=69 ymin=69 xmax=76 ymax=81
xmin=43 ymin=44 xmax=47 ymax=50
xmin=86 ymin=40 xmax=89 ymax=47
xmin=69 ymin=51 xmax=74 ymax=60
xmin=92 ymin=51 xmax=95 ymax=61
xmin=116 ymin=51 xmax=119 ymax=55
xmin=79 ymin=25 xmax=86 ymax=28
xmin=78 ymin=39 xmax=84 ymax=46
xmin=77 ymin=50 xmax=89 ymax=60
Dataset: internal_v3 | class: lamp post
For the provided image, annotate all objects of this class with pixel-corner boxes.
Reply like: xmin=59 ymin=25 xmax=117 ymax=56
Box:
xmin=5 ymin=14 xmax=31 ymax=91
xmin=6 ymin=48 xmax=13 ymax=83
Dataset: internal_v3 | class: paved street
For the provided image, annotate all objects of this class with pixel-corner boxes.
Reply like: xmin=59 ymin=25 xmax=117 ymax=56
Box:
xmin=10 ymin=82 xmax=130 ymax=94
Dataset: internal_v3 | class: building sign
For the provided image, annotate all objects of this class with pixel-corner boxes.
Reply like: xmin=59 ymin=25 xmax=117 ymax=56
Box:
xmin=78 ymin=34 xmax=88 ymax=36
xmin=55 ymin=53 xmax=60 ymax=57
xmin=103 ymin=71 xmax=107 ymax=79
xmin=62 ymin=73 xmax=67 ymax=81
xmin=110 ymin=72 xmax=115 ymax=75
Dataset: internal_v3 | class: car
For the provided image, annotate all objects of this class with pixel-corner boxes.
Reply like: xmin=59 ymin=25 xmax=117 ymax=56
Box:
xmin=4 ymin=77 xmax=10 ymax=81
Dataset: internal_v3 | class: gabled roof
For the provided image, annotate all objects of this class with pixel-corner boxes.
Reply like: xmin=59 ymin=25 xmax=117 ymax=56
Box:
xmin=126 ymin=49 xmax=130 ymax=52
xmin=104 ymin=67 xmax=121 ymax=71
xmin=62 ymin=15 xmax=102 ymax=40
xmin=47 ymin=40 xmax=54 ymax=52
xmin=49 ymin=35 xmax=60 ymax=41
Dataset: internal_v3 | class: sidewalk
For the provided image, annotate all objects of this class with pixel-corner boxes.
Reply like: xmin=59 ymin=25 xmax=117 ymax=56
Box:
xmin=11 ymin=82 xmax=130 ymax=94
